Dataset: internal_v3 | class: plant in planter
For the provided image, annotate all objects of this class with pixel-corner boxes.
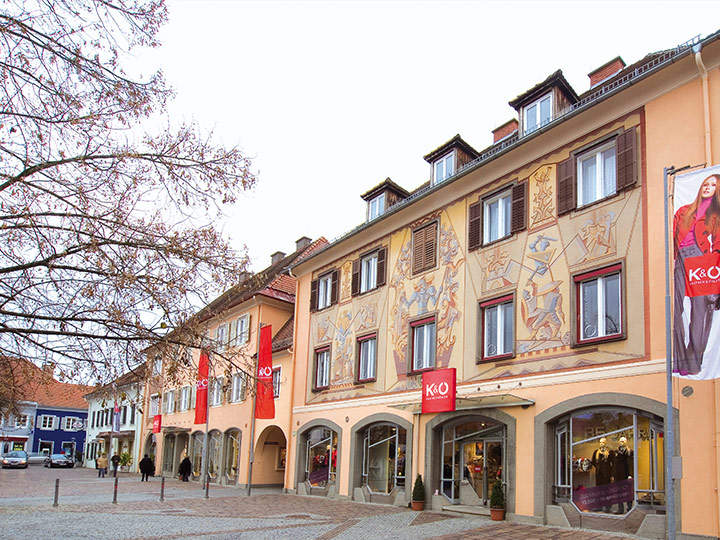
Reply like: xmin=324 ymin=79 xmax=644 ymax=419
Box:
xmin=489 ymin=479 xmax=505 ymax=521
xmin=119 ymin=452 xmax=132 ymax=471
xmin=411 ymin=474 xmax=425 ymax=511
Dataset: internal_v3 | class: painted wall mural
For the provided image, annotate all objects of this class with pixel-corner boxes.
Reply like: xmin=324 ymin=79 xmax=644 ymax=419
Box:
xmin=529 ymin=165 xmax=556 ymax=230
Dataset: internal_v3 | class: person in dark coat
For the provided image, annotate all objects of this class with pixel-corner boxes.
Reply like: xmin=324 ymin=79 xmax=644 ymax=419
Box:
xmin=178 ymin=455 xmax=192 ymax=482
xmin=139 ymin=454 xmax=154 ymax=482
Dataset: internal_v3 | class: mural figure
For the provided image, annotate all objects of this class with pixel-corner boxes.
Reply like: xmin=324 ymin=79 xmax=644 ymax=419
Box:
xmin=529 ymin=166 xmax=555 ymax=229
xmin=526 ymin=234 xmax=557 ymax=278
xmin=568 ymin=210 xmax=617 ymax=265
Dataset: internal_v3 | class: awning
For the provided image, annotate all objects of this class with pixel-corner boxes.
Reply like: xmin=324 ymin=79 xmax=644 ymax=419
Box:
xmin=0 ymin=436 xmax=28 ymax=442
xmin=161 ymin=426 xmax=191 ymax=434
xmin=96 ymin=430 xmax=135 ymax=438
xmin=389 ymin=393 xmax=534 ymax=415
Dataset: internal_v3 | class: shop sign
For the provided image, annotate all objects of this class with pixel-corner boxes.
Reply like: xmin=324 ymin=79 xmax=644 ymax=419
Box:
xmin=152 ymin=414 xmax=162 ymax=433
xmin=422 ymin=368 xmax=456 ymax=414
xmin=572 ymin=478 xmax=633 ymax=511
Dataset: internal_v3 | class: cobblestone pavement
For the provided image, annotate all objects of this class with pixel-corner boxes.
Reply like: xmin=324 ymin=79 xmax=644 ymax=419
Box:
xmin=0 ymin=467 xmax=634 ymax=539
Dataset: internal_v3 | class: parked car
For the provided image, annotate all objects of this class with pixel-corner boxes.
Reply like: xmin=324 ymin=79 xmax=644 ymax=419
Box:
xmin=1 ymin=451 xmax=28 ymax=469
xmin=44 ymin=454 xmax=74 ymax=468
xmin=27 ymin=452 xmax=48 ymax=465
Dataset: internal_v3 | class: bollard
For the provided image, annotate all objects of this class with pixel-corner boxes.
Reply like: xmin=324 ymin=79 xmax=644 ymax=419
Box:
xmin=160 ymin=476 xmax=165 ymax=502
xmin=112 ymin=475 xmax=118 ymax=504
xmin=204 ymin=476 xmax=209 ymax=499
xmin=53 ymin=478 xmax=59 ymax=507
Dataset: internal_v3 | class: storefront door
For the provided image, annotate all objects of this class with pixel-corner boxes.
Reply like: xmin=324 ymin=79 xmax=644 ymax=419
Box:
xmin=460 ymin=438 xmax=502 ymax=505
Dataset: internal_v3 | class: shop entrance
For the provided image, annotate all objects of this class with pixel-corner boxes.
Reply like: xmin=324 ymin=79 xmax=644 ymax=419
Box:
xmin=441 ymin=419 xmax=505 ymax=505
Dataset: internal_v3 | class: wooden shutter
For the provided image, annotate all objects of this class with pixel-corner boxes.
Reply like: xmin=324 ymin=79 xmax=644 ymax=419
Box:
xmin=330 ymin=270 xmax=339 ymax=305
xmin=310 ymin=279 xmax=318 ymax=312
xmin=468 ymin=201 xmax=482 ymax=251
xmin=351 ymin=259 xmax=360 ymax=296
xmin=511 ymin=182 xmax=528 ymax=233
xmin=190 ymin=387 xmax=196 ymax=409
xmin=425 ymin=222 xmax=437 ymax=271
xmin=616 ymin=126 xmax=637 ymax=191
xmin=376 ymin=248 xmax=386 ymax=287
xmin=412 ymin=227 xmax=424 ymax=274
xmin=557 ymin=157 xmax=576 ymax=216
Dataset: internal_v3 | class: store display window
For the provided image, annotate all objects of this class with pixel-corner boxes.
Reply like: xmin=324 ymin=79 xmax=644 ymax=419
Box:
xmin=305 ymin=427 xmax=338 ymax=487
xmin=361 ymin=423 xmax=406 ymax=494
xmin=553 ymin=408 xmax=665 ymax=515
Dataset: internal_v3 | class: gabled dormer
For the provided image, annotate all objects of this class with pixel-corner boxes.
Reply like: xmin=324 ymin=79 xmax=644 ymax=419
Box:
xmin=360 ymin=178 xmax=410 ymax=222
xmin=509 ymin=70 xmax=579 ymax=136
xmin=423 ymin=134 xmax=479 ymax=185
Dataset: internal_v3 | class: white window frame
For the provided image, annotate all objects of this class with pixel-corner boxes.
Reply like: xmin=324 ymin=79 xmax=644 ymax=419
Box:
xmin=231 ymin=373 xmax=246 ymax=402
xmin=578 ymin=271 xmax=622 ymax=342
xmin=358 ymin=335 xmax=377 ymax=381
xmin=576 ymin=140 xmax=617 ymax=207
xmin=62 ymin=416 xmax=81 ymax=431
xmin=215 ymin=323 xmax=228 ymax=350
xmin=210 ymin=377 xmax=223 ymax=406
xmin=39 ymin=415 xmax=55 ymax=430
xmin=153 ymin=355 xmax=162 ymax=375
xmin=150 ymin=394 xmax=160 ymax=416
xmin=483 ymin=190 xmax=512 ymax=244
xmin=523 ymin=92 xmax=552 ymax=135
xmin=180 ymin=386 xmax=191 ymax=411
xmin=272 ymin=367 xmax=281 ymax=398
xmin=315 ymin=349 xmax=330 ymax=389
xmin=483 ymin=299 xmax=514 ymax=358
xmin=14 ymin=415 xmax=28 ymax=428
xmin=433 ymin=152 xmax=455 ymax=185
xmin=368 ymin=193 xmax=385 ymax=221
xmin=164 ymin=390 xmax=175 ymax=414
xmin=317 ymin=273 xmax=332 ymax=310
xmin=412 ymin=319 xmax=436 ymax=372
xmin=236 ymin=314 xmax=250 ymax=346
xmin=360 ymin=251 xmax=378 ymax=293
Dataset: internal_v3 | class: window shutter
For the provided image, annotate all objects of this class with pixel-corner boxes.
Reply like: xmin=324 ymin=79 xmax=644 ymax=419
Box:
xmin=511 ymin=182 xmax=528 ymax=233
xmin=330 ymin=270 xmax=339 ymax=305
xmin=616 ymin=126 xmax=637 ymax=191
xmin=557 ymin=157 xmax=576 ymax=216
xmin=243 ymin=315 xmax=251 ymax=344
xmin=190 ymin=386 xmax=196 ymax=409
xmin=53 ymin=416 xmax=60 ymax=430
xmin=468 ymin=201 xmax=482 ymax=251
xmin=240 ymin=374 xmax=247 ymax=401
xmin=130 ymin=405 xmax=135 ymax=424
xmin=174 ymin=390 xmax=181 ymax=412
xmin=412 ymin=227 xmax=424 ymax=274
xmin=310 ymin=279 xmax=318 ymax=312
xmin=351 ymin=259 xmax=360 ymax=296
xmin=425 ymin=222 xmax=437 ymax=271
xmin=376 ymin=248 xmax=387 ymax=287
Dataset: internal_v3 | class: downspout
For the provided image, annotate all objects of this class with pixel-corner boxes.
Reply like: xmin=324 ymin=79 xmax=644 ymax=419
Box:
xmin=694 ymin=42 xmax=719 ymax=538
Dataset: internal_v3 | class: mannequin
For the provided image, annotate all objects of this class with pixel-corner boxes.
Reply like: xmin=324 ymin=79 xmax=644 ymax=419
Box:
xmin=591 ymin=437 xmax=613 ymax=512
xmin=612 ymin=436 xmax=633 ymax=514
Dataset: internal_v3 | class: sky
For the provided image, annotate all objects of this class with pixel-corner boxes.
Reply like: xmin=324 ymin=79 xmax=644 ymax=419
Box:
xmin=136 ymin=0 xmax=720 ymax=272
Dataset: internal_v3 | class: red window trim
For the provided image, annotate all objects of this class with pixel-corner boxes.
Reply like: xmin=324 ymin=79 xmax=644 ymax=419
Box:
xmin=356 ymin=333 xmax=378 ymax=384
xmin=479 ymin=293 xmax=514 ymax=309
xmin=573 ymin=263 xmax=622 ymax=283
xmin=409 ymin=316 xmax=436 ymax=375
xmin=272 ymin=367 xmax=281 ymax=398
xmin=479 ymin=295 xmax=515 ymax=362
xmin=574 ymin=264 xmax=623 ymax=345
xmin=410 ymin=316 xmax=435 ymax=328
xmin=313 ymin=346 xmax=331 ymax=391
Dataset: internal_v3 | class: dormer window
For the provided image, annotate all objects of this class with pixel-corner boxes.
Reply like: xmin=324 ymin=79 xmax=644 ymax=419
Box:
xmin=523 ymin=93 xmax=552 ymax=135
xmin=433 ymin=152 xmax=455 ymax=184
xmin=368 ymin=193 xmax=385 ymax=221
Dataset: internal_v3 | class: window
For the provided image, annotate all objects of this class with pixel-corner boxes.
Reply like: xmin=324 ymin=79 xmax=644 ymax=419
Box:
xmin=180 ymin=386 xmax=191 ymax=411
xmin=523 ymin=93 xmax=552 ymax=134
xmin=411 ymin=317 xmax=435 ymax=372
xmin=130 ymin=404 xmax=136 ymax=424
xmin=311 ymin=270 xmax=339 ymax=311
xmin=361 ymin=252 xmax=378 ymax=293
xmin=164 ymin=390 xmax=175 ymax=414
xmin=368 ymin=193 xmax=385 ymax=221
xmin=272 ymin=367 xmax=281 ymax=398
xmin=575 ymin=264 xmax=622 ymax=344
xmin=314 ymin=347 xmax=331 ymax=390
xmin=14 ymin=415 xmax=28 ymax=428
xmin=231 ymin=314 xmax=250 ymax=346
xmin=121 ymin=406 xmax=127 ymax=425
xmin=153 ymin=355 xmax=162 ymax=375
xmin=63 ymin=416 xmax=81 ymax=431
xmin=317 ymin=273 xmax=332 ymax=310
xmin=483 ymin=190 xmax=512 ymax=244
xmin=215 ymin=323 xmax=228 ymax=350
xmin=361 ymin=423 xmax=406 ymax=493
xmin=577 ymin=141 xmax=616 ymax=207
xmin=210 ymin=377 xmax=223 ymax=406
xmin=433 ymin=152 xmax=455 ymax=184
xmin=352 ymin=248 xmax=386 ymax=296
xmin=150 ymin=394 xmax=159 ymax=416
xmin=357 ymin=334 xmax=377 ymax=382
xmin=481 ymin=295 xmax=514 ymax=359
xmin=39 ymin=415 xmax=55 ymax=430
xmin=412 ymin=222 xmax=437 ymax=275
xmin=231 ymin=373 xmax=246 ymax=402
xmin=304 ymin=427 xmax=338 ymax=487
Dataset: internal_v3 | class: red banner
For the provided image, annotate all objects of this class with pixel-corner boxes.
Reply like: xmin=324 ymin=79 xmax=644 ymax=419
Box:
xmin=152 ymin=414 xmax=162 ymax=433
xmin=194 ymin=350 xmax=209 ymax=424
xmin=422 ymin=368 xmax=456 ymax=413
xmin=255 ymin=325 xmax=275 ymax=419
xmin=684 ymin=252 xmax=720 ymax=296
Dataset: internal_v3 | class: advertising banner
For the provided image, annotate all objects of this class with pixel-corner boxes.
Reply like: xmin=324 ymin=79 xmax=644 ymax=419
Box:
xmin=152 ymin=414 xmax=162 ymax=433
xmin=193 ymin=350 xmax=210 ymax=424
xmin=255 ymin=324 xmax=275 ymax=419
xmin=422 ymin=368 xmax=456 ymax=413
xmin=673 ymin=164 xmax=720 ymax=378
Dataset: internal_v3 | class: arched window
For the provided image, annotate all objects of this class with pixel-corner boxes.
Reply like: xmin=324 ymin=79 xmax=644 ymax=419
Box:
xmin=553 ymin=407 xmax=664 ymax=516
xmin=162 ymin=434 xmax=175 ymax=474
xmin=305 ymin=427 xmax=337 ymax=487
xmin=224 ymin=430 xmax=241 ymax=482
xmin=207 ymin=430 xmax=222 ymax=481
xmin=361 ymin=423 xmax=406 ymax=494
xmin=191 ymin=432 xmax=204 ymax=477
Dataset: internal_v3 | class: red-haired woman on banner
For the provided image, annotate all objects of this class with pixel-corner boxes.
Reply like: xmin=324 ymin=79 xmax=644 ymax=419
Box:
xmin=673 ymin=173 xmax=720 ymax=375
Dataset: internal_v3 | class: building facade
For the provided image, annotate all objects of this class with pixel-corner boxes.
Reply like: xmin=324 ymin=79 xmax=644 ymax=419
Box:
xmin=33 ymin=405 xmax=88 ymax=459
xmin=287 ymin=31 xmax=720 ymax=540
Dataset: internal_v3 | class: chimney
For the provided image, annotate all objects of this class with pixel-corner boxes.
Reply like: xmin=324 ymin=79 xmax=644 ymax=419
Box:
xmin=271 ymin=251 xmax=286 ymax=265
xmin=588 ymin=56 xmax=626 ymax=87
xmin=237 ymin=271 xmax=252 ymax=284
xmin=296 ymin=236 xmax=311 ymax=251
xmin=492 ymin=119 xmax=519 ymax=143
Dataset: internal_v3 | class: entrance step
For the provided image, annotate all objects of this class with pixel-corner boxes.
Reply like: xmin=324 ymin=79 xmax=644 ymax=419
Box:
xmin=441 ymin=505 xmax=490 ymax=517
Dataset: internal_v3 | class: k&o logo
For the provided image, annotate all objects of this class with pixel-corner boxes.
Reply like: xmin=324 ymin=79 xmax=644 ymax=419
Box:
xmin=197 ymin=377 xmax=208 ymax=389
xmin=258 ymin=366 xmax=273 ymax=378
xmin=425 ymin=381 xmax=450 ymax=398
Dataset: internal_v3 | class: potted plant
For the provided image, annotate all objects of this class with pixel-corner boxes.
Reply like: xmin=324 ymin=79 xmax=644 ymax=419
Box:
xmin=119 ymin=452 xmax=132 ymax=472
xmin=489 ymin=479 xmax=505 ymax=521
xmin=411 ymin=474 xmax=425 ymax=511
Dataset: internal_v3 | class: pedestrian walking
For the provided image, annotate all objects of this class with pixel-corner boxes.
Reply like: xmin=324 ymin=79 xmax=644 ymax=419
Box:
xmin=110 ymin=453 xmax=120 ymax=477
xmin=139 ymin=454 xmax=154 ymax=482
xmin=96 ymin=453 xmax=108 ymax=478
xmin=178 ymin=455 xmax=192 ymax=482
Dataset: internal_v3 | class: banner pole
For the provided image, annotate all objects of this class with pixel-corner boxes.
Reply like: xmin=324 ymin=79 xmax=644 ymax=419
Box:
xmin=663 ymin=165 xmax=676 ymax=540
xmin=246 ymin=320 xmax=262 ymax=497
xmin=203 ymin=353 xmax=211 ymax=496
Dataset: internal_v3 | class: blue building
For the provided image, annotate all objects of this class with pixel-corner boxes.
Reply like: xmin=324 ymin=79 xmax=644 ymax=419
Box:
xmin=33 ymin=404 xmax=89 ymax=458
